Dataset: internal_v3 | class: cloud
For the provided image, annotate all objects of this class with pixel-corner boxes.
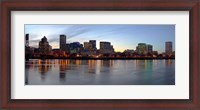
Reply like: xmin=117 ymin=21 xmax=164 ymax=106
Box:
xmin=48 ymin=37 xmax=59 ymax=44
xmin=28 ymin=43 xmax=38 ymax=48
xmin=94 ymin=26 xmax=128 ymax=40
xmin=62 ymin=25 xmax=91 ymax=39
xmin=29 ymin=39 xmax=40 ymax=44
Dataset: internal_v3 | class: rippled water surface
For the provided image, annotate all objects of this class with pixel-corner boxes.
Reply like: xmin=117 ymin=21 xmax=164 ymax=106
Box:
xmin=25 ymin=59 xmax=175 ymax=85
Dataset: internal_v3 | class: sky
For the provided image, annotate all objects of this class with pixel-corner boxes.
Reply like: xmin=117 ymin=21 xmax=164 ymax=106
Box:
xmin=25 ymin=24 xmax=175 ymax=53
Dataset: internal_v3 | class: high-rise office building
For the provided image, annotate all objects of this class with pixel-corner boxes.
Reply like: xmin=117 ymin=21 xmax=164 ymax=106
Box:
xmin=147 ymin=44 xmax=153 ymax=53
xmin=89 ymin=40 xmax=97 ymax=50
xmin=136 ymin=43 xmax=147 ymax=55
xmin=39 ymin=36 xmax=52 ymax=54
xmin=100 ymin=42 xmax=114 ymax=54
xmin=84 ymin=42 xmax=90 ymax=50
xmin=25 ymin=34 xmax=34 ymax=57
xmin=60 ymin=35 xmax=66 ymax=51
xmin=110 ymin=45 xmax=114 ymax=53
xmin=25 ymin=34 xmax=29 ymax=47
xmin=69 ymin=42 xmax=83 ymax=54
xmin=165 ymin=42 xmax=172 ymax=55
xmin=83 ymin=40 xmax=97 ymax=55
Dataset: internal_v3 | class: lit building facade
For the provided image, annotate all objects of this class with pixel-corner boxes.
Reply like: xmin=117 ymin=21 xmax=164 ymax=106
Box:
xmin=83 ymin=40 xmax=97 ymax=55
xmin=89 ymin=40 xmax=97 ymax=51
xmin=84 ymin=42 xmax=90 ymax=50
xmin=100 ymin=42 xmax=114 ymax=54
xmin=39 ymin=36 xmax=52 ymax=54
xmin=165 ymin=42 xmax=172 ymax=55
xmin=25 ymin=34 xmax=31 ymax=55
xmin=147 ymin=44 xmax=153 ymax=53
xmin=60 ymin=35 xmax=66 ymax=51
xmin=136 ymin=43 xmax=147 ymax=55
xmin=69 ymin=42 xmax=83 ymax=54
xmin=25 ymin=34 xmax=29 ymax=47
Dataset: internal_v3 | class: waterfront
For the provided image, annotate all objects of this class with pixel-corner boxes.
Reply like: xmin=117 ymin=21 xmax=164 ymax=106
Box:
xmin=25 ymin=59 xmax=175 ymax=85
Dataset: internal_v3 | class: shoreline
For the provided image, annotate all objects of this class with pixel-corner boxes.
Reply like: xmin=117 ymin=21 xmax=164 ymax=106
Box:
xmin=27 ymin=57 xmax=175 ymax=60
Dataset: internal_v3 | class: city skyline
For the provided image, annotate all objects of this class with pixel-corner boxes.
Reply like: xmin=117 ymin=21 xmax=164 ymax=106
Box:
xmin=25 ymin=24 xmax=175 ymax=53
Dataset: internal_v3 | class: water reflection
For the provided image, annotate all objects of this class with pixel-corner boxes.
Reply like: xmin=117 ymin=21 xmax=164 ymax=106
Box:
xmin=59 ymin=63 xmax=66 ymax=81
xmin=37 ymin=60 xmax=52 ymax=80
xmin=87 ymin=60 xmax=96 ymax=74
xmin=166 ymin=59 xmax=172 ymax=66
xmin=144 ymin=60 xmax=153 ymax=82
xmin=101 ymin=60 xmax=114 ymax=67
xmin=25 ymin=59 xmax=175 ymax=85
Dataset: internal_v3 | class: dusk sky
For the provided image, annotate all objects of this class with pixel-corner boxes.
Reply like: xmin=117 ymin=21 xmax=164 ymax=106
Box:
xmin=25 ymin=24 xmax=175 ymax=53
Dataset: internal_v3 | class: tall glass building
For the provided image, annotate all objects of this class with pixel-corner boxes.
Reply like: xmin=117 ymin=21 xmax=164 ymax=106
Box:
xmin=60 ymin=35 xmax=66 ymax=51
xmin=165 ymin=41 xmax=172 ymax=55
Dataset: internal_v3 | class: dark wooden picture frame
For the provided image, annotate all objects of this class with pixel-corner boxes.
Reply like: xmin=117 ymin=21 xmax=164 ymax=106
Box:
xmin=0 ymin=0 xmax=199 ymax=109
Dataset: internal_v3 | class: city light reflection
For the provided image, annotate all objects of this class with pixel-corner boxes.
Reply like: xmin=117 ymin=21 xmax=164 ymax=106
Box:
xmin=25 ymin=59 xmax=175 ymax=85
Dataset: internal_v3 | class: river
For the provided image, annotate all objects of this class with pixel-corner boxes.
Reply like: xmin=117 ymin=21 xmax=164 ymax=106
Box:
xmin=25 ymin=59 xmax=175 ymax=85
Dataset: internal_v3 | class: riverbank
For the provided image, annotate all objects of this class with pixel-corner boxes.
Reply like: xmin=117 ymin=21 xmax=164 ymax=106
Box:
xmin=27 ymin=57 xmax=175 ymax=60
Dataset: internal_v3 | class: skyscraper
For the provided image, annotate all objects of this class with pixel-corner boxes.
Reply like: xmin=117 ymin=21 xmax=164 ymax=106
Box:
xmin=136 ymin=43 xmax=147 ymax=55
xmin=68 ymin=42 xmax=83 ymax=54
xmin=83 ymin=40 xmax=97 ymax=55
xmin=165 ymin=42 xmax=172 ymax=55
xmin=60 ymin=35 xmax=66 ymax=51
xmin=89 ymin=40 xmax=97 ymax=50
xmin=100 ymin=42 xmax=114 ymax=54
xmin=84 ymin=42 xmax=90 ymax=50
xmin=25 ymin=34 xmax=29 ymax=47
xmin=147 ymin=44 xmax=153 ymax=53
xmin=39 ymin=36 xmax=52 ymax=54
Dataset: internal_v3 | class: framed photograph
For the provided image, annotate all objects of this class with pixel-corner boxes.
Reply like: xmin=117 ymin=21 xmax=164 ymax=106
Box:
xmin=0 ymin=0 xmax=199 ymax=109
